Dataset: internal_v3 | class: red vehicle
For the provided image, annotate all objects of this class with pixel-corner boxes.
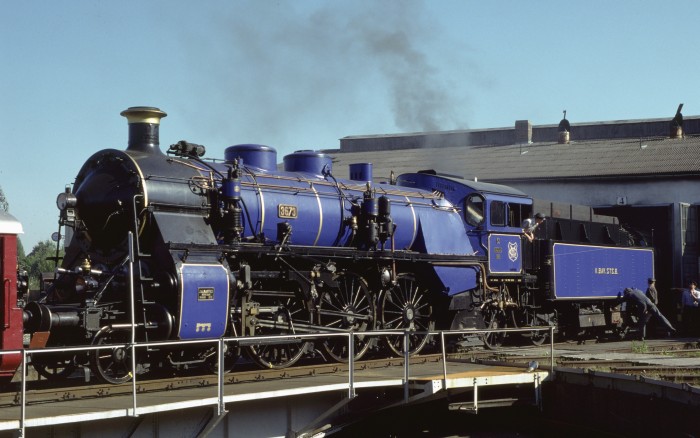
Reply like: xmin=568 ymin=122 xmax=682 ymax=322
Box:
xmin=0 ymin=211 xmax=24 ymax=385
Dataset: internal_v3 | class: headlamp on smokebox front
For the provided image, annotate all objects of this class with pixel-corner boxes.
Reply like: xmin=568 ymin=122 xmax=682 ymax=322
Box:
xmin=56 ymin=191 xmax=77 ymax=211
xmin=56 ymin=189 xmax=78 ymax=226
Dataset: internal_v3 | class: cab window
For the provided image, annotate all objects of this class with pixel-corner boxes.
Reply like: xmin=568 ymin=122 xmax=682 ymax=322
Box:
xmin=490 ymin=201 xmax=505 ymax=226
xmin=508 ymin=203 xmax=532 ymax=228
xmin=464 ymin=194 xmax=485 ymax=227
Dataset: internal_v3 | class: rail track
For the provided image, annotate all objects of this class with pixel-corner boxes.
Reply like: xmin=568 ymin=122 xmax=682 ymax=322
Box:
xmin=464 ymin=338 xmax=700 ymax=384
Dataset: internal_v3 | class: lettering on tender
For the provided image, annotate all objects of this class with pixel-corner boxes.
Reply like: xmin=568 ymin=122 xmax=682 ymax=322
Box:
xmin=594 ymin=267 xmax=619 ymax=275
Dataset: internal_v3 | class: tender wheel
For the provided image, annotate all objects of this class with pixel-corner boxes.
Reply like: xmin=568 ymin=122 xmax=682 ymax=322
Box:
xmin=318 ymin=271 xmax=375 ymax=362
xmin=91 ymin=328 xmax=133 ymax=384
xmin=246 ymin=280 xmax=313 ymax=369
xmin=615 ymin=324 xmax=630 ymax=341
xmin=380 ymin=274 xmax=433 ymax=356
xmin=33 ymin=354 xmax=77 ymax=381
xmin=481 ymin=309 xmax=507 ymax=349
xmin=517 ymin=291 xmax=551 ymax=346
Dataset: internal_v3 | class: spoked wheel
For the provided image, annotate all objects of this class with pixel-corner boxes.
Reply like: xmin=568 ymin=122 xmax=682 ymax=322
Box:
xmin=33 ymin=354 xmax=78 ymax=381
xmin=380 ymin=274 xmax=434 ymax=356
xmin=246 ymin=280 xmax=313 ymax=369
xmin=91 ymin=327 xmax=134 ymax=384
xmin=318 ymin=271 xmax=375 ymax=362
xmin=481 ymin=309 xmax=507 ymax=349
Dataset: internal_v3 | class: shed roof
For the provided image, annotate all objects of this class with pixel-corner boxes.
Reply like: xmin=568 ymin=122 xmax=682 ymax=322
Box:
xmin=0 ymin=211 xmax=23 ymax=235
xmin=326 ymin=135 xmax=700 ymax=183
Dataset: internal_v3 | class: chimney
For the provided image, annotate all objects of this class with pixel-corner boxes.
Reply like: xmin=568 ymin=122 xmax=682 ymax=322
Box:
xmin=120 ymin=106 xmax=167 ymax=154
xmin=515 ymin=120 xmax=532 ymax=144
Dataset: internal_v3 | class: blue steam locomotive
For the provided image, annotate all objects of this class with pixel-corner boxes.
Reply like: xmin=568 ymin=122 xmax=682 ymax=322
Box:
xmin=22 ymin=107 xmax=653 ymax=383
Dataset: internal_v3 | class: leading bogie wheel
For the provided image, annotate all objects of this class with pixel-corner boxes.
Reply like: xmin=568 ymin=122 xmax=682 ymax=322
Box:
xmin=32 ymin=353 xmax=78 ymax=381
xmin=246 ymin=280 xmax=313 ymax=369
xmin=91 ymin=327 xmax=134 ymax=384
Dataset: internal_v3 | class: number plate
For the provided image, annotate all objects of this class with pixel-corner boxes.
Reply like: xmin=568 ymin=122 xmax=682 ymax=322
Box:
xmin=278 ymin=204 xmax=298 ymax=219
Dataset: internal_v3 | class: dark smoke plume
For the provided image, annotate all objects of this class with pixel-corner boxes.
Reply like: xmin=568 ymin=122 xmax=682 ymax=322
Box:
xmin=184 ymin=1 xmax=468 ymax=149
xmin=345 ymin=7 xmax=461 ymax=132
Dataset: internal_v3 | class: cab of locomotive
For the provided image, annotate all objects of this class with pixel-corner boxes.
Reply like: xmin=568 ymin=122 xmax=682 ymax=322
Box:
xmin=461 ymin=188 xmax=533 ymax=274
xmin=463 ymin=189 xmax=532 ymax=237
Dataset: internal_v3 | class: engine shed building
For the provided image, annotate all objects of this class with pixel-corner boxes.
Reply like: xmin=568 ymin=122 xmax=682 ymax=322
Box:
xmin=324 ymin=113 xmax=700 ymax=299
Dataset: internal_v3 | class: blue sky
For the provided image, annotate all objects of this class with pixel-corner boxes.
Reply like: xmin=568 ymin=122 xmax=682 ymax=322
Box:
xmin=2 ymin=0 xmax=699 ymax=250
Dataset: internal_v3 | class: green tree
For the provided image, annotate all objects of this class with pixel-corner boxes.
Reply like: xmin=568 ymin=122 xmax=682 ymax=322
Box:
xmin=17 ymin=237 xmax=25 ymax=260
xmin=21 ymin=240 xmax=63 ymax=291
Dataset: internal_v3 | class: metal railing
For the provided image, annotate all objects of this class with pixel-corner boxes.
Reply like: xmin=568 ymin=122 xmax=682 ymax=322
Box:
xmin=0 ymin=324 xmax=554 ymax=436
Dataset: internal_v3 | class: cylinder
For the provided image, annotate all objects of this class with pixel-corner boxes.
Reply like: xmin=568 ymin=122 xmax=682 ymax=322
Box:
xmin=23 ymin=302 xmax=81 ymax=332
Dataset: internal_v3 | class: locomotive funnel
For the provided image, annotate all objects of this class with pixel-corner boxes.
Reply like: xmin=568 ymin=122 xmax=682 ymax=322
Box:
xmin=120 ymin=106 xmax=167 ymax=154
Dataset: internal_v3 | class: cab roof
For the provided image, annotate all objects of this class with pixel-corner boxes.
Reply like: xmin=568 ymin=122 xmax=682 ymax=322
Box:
xmin=415 ymin=170 xmax=531 ymax=199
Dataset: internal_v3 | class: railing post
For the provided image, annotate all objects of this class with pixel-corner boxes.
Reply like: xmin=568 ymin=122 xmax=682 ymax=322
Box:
xmin=403 ymin=332 xmax=409 ymax=403
xmin=348 ymin=332 xmax=355 ymax=399
xmin=130 ymin=345 xmax=137 ymax=416
xmin=218 ymin=338 xmax=226 ymax=416
xmin=440 ymin=331 xmax=447 ymax=386
xmin=19 ymin=349 xmax=26 ymax=437
xmin=549 ymin=326 xmax=555 ymax=372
